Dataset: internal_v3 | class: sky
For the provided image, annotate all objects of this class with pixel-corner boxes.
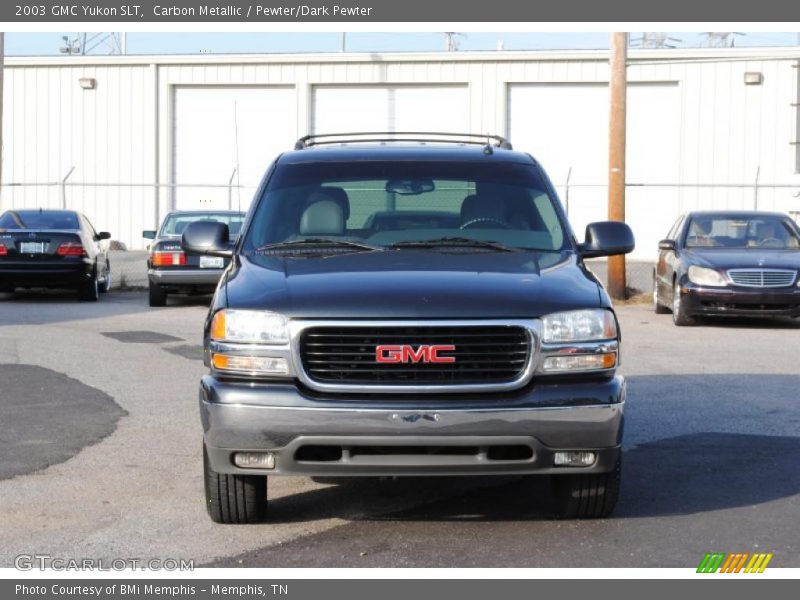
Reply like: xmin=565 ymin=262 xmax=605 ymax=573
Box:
xmin=4 ymin=32 xmax=800 ymax=56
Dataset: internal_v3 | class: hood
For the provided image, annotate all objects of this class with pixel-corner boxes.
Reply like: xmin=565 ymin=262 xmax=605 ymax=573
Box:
xmin=224 ymin=249 xmax=602 ymax=319
xmin=685 ymin=248 xmax=800 ymax=270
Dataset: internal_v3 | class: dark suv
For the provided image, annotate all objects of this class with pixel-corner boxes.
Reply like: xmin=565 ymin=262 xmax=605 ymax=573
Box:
xmin=182 ymin=133 xmax=634 ymax=524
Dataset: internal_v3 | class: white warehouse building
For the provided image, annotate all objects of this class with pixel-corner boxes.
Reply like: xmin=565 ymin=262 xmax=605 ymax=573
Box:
xmin=2 ymin=47 xmax=800 ymax=257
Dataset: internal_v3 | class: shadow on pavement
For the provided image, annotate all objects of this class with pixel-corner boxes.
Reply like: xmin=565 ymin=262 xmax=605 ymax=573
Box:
xmin=260 ymin=431 xmax=800 ymax=524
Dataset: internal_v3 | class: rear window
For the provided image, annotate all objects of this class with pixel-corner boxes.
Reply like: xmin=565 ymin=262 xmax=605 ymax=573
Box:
xmin=0 ymin=210 xmax=80 ymax=230
xmin=160 ymin=213 xmax=246 ymax=238
xmin=243 ymin=160 xmax=568 ymax=252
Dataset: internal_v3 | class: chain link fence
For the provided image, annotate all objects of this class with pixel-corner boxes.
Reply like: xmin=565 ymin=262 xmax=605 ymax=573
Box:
xmin=5 ymin=177 xmax=800 ymax=296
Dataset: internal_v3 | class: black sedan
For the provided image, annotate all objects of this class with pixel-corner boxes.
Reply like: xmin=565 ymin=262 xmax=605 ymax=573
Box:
xmin=0 ymin=209 xmax=112 ymax=301
xmin=654 ymin=210 xmax=800 ymax=325
xmin=143 ymin=210 xmax=245 ymax=307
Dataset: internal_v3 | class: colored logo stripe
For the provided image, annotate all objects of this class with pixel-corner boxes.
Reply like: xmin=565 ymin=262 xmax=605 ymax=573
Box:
xmin=697 ymin=552 xmax=773 ymax=573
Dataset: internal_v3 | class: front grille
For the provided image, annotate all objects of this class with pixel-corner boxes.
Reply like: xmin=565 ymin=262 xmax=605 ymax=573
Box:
xmin=299 ymin=325 xmax=531 ymax=386
xmin=727 ymin=269 xmax=797 ymax=288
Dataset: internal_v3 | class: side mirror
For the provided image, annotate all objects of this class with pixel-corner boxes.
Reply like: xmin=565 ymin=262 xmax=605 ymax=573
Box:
xmin=579 ymin=221 xmax=635 ymax=258
xmin=658 ymin=239 xmax=676 ymax=251
xmin=142 ymin=230 xmax=156 ymax=240
xmin=96 ymin=231 xmax=111 ymax=241
xmin=181 ymin=221 xmax=233 ymax=257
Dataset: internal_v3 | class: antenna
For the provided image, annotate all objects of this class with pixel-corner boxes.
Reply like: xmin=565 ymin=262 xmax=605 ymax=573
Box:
xmin=701 ymin=32 xmax=745 ymax=48
xmin=443 ymin=32 xmax=466 ymax=52
xmin=629 ymin=33 xmax=683 ymax=49
xmin=78 ymin=33 xmax=126 ymax=55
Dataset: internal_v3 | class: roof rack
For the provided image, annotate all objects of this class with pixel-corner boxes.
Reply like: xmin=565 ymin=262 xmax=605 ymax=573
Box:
xmin=294 ymin=132 xmax=513 ymax=151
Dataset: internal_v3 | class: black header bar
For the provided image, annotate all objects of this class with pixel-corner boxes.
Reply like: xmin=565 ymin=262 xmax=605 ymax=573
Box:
xmin=2 ymin=0 xmax=799 ymax=22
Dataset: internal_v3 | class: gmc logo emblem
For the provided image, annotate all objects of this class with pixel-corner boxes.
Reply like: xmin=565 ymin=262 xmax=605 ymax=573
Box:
xmin=375 ymin=344 xmax=456 ymax=364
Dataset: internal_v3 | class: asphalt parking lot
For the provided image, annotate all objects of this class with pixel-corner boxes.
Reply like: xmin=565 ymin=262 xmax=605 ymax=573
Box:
xmin=0 ymin=290 xmax=798 ymax=568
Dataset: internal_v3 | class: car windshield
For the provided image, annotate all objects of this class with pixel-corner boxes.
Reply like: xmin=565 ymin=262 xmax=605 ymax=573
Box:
xmin=160 ymin=213 xmax=245 ymax=238
xmin=685 ymin=215 xmax=800 ymax=249
xmin=242 ymin=160 xmax=568 ymax=253
xmin=0 ymin=210 xmax=80 ymax=230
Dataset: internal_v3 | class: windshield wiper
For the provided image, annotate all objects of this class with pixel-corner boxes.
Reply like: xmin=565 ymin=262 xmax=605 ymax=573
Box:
xmin=254 ymin=237 xmax=384 ymax=255
xmin=391 ymin=237 xmax=519 ymax=253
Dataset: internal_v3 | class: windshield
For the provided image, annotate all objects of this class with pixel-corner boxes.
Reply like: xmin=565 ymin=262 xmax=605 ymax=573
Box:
xmin=160 ymin=212 xmax=245 ymax=238
xmin=0 ymin=210 xmax=80 ymax=230
xmin=685 ymin=215 xmax=800 ymax=249
xmin=242 ymin=160 xmax=568 ymax=254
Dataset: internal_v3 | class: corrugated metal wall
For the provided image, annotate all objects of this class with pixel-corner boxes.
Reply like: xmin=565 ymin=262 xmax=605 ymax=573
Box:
xmin=2 ymin=50 xmax=799 ymax=254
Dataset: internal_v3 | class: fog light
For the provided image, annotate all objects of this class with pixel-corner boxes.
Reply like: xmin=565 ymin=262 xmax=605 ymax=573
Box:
xmin=234 ymin=452 xmax=276 ymax=469
xmin=554 ymin=451 xmax=597 ymax=467
xmin=212 ymin=354 xmax=289 ymax=374
xmin=542 ymin=353 xmax=616 ymax=372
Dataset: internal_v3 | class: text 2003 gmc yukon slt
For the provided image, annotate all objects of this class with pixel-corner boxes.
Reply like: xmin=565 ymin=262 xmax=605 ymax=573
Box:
xmin=181 ymin=133 xmax=635 ymax=524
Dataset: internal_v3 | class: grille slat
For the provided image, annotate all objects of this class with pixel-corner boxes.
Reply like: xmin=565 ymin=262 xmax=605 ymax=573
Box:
xmin=727 ymin=269 xmax=797 ymax=288
xmin=300 ymin=325 xmax=531 ymax=386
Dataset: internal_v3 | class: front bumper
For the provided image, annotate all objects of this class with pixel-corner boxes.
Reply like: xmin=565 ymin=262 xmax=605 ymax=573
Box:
xmin=681 ymin=283 xmax=800 ymax=317
xmin=200 ymin=375 xmax=625 ymax=477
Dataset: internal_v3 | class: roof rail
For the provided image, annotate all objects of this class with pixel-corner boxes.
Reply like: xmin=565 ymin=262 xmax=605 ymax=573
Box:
xmin=294 ymin=132 xmax=513 ymax=150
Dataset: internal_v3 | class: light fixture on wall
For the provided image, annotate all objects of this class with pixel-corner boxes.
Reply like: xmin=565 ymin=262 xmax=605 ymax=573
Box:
xmin=744 ymin=72 xmax=764 ymax=85
xmin=78 ymin=77 xmax=97 ymax=90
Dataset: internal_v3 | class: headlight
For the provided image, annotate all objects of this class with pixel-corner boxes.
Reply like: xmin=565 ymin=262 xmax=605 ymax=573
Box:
xmin=210 ymin=309 xmax=289 ymax=344
xmin=541 ymin=309 xmax=617 ymax=343
xmin=687 ymin=265 xmax=726 ymax=287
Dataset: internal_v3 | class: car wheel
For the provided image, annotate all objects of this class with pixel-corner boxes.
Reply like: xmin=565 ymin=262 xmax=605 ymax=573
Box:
xmin=653 ymin=273 xmax=669 ymax=314
xmin=148 ymin=282 xmax=167 ymax=307
xmin=77 ymin=272 xmax=99 ymax=302
xmin=99 ymin=262 xmax=112 ymax=293
xmin=204 ymin=443 xmax=268 ymax=524
xmin=552 ymin=456 xmax=621 ymax=519
xmin=671 ymin=280 xmax=695 ymax=326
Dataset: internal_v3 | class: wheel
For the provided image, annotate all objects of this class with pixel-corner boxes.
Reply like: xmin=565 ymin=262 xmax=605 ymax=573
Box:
xmin=148 ymin=282 xmax=167 ymax=307
xmin=99 ymin=262 xmax=112 ymax=293
xmin=552 ymin=456 xmax=621 ymax=519
xmin=204 ymin=444 xmax=268 ymax=524
xmin=653 ymin=273 xmax=669 ymax=314
xmin=671 ymin=280 xmax=696 ymax=326
xmin=77 ymin=272 xmax=99 ymax=302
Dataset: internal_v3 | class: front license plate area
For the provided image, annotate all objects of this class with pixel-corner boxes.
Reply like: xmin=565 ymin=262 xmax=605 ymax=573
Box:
xmin=200 ymin=256 xmax=224 ymax=269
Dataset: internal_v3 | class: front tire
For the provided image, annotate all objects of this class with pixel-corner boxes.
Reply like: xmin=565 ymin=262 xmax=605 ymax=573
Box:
xmin=672 ymin=280 xmax=696 ymax=326
xmin=552 ymin=457 xmax=621 ymax=519
xmin=99 ymin=262 xmax=112 ymax=293
xmin=204 ymin=444 xmax=268 ymax=524
xmin=148 ymin=282 xmax=167 ymax=307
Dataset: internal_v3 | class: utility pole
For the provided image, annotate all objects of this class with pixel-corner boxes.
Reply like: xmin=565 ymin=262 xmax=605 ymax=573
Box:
xmin=0 ymin=33 xmax=4 ymax=212
xmin=607 ymin=32 xmax=628 ymax=300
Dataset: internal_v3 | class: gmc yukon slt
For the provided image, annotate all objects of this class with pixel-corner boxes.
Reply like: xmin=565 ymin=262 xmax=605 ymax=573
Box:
xmin=181 ymin=133 xmax=635 ymax=524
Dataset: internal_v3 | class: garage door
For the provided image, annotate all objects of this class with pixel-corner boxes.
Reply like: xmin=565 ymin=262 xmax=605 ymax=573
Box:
xmin=172 ymin=86 xmax=296 ymax=211
xmin=312 ymin=85 xmax=469 ymax=135
xmin=507 ymin=83 xmax=680 ymax=259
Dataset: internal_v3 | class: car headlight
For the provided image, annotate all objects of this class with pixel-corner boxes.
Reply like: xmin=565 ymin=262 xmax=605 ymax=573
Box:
xmin=687 ymin=265 xmax=727 ymax=287
xmin=541 ymin=309 xmax=617 ymax=343
xmin=210 ymin=309 xmax=289 ymax=344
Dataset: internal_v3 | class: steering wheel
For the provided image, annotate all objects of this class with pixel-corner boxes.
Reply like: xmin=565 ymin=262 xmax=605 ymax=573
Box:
xmin=756 ymin=237 xmax=782 ymax=247
xmin=460 ymin=218 xmax=512 ymax=230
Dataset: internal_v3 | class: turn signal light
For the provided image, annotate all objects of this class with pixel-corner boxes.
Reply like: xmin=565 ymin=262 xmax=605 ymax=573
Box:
xmin=151 ymin=251 xmax=186 ymax=266
xmin=56 ymin=242 xmax=86 ymax=257
xmin=542 ymin=352 xmax=617 ymax=372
